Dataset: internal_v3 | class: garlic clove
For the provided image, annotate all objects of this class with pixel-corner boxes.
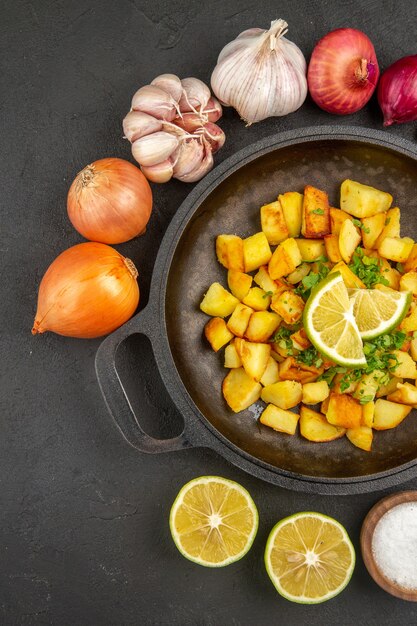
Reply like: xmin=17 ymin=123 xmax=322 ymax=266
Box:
xmin=161 ymin=120 xmax=189 ymax=139
xmin=131 ymin=85 xmax=178 ymax=121
xmin=199 ymin=122 xmax=225 ymax=154
xmin=174 ymin=139 xmax=213 ymax=183
xmin=140 ymin=159 xmax=173 ymax=183
xmin=132 ymin=131 xmax=179 ymax=167
xmin=172 ymin=112 xmax=204 ymax=133
xmin=179 ymin=77 xmax=211 ymax=113
xmin=151 ymin=73 xmax=183 ymax=102
xmin=122 ymin=110 xmax=163 ymax=143
xmin=202 ymin=97 xmax=223 ymax=123
xmin=172 ymin=139 xmax=204 ymax=177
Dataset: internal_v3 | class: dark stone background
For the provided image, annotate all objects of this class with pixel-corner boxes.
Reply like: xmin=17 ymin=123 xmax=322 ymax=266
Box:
xmin=1 ymin=0 xmax=417 ymax=623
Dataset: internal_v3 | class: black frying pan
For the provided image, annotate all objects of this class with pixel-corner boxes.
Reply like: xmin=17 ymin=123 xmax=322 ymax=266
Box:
xmin=95 ymin=126 xmax=417 ymax=495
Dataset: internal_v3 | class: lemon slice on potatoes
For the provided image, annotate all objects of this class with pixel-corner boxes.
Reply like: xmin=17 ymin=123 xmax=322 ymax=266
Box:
xmin=303 ymin=272 xmax=366 ymax=367
xmin=169 ymin=476 xmax=258 ymax=567
xmin=265 ymin=512 xmax=355 ymax=604
xmin=349 ymin=288 xmax=411 ymax=340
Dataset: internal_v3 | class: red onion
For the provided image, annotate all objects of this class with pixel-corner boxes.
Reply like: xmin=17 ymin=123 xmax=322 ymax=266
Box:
xmin=378 ymin=55 xmax=417 ymax=126
xmin=308 ymin=28 xmax=379 ymax=115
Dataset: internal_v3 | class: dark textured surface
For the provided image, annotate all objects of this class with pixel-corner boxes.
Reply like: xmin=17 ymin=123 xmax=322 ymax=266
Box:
xmin=2 ymin=0 xmax=417 ymax=623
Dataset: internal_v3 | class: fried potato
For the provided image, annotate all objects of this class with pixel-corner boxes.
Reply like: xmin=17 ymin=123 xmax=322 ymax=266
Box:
xmin=346 ymin=426 xmax=373 ymax=452
xmin=222 ymin=368 xmax=262 ymax=413
xmin=374 ymin=207 xmax=401 ymax=249
xmin=403 ymin=243 xmax=417 ymax=272
xmin=227 ymin=302 xmax=253 ymax=337
xmin=260 ymin=200 xmax=289 ymax=245
xmin=216 ymin=234 xmax=244 ymax=271
xmin=301 ymin=185 xmax=331 ymax=238
xmin=300 ymin=405 xmax=346 ymax=442
xmin=330 ymin=207 xmax=352 ymax=235
xmin=268 ymin=237 xmax=302 ymax=279
xmin=361 ymin=401 xmax=375 ymax=428
xmin=279 ymin=357 xmax=323 ymax=384
xmin=279 ymin=191 xmax=303 ymax=238
xmin=239 ymin=340 xmax=271 ymax=381
xmin=295 ymin=238 xmax=326 ymax=262
xmin=302 ymin=381 xmax=329 ymax=405
xmin=242 ymin=287 xmax=271 ymax=311
xmin=326 ymin=392 xmax=362 ymax=429
xmin=243 ymin=232 xmax=272 ymax=272
xmin=260 ymin=357 xmax=280 ymax=386
xmin=200 ymin=283 xmax=239 ymax=317
xmin=224 ymin=341 xmax=242 ymax=368
xmin=339 ymin=218 xmax=361 ymax=263
xmin=253 ymin=266 xmax=279 ymax=294
xmin=387 ymin=382 xmax=417 ymax=405
xmin=399 ymin=271 xmax=417 ymax=295
xmin=378 ymin=236 xmax=414 ymax=263
xmin=329 ymin=261 xmax=366 ymax=289
xmin=373 ymin=398 xmax=412 ymax=430
xmin=245 ymin=311 xmax=281 ymax=343
xmin=340 ymin=179 xmax=393 ymax=218
xmin=261 ymin=380 xmax=302 ymax=410
xmin=227 ymin=269 xmax=252 ymax=301
xmin=389 ymin=350 xmax=417 ymax=379
xmin=260 ymin=404 xmax=299 ymax=435
xmin=324 ymin=234 xmax=342 ymax=263
xmin=361 ymin=212 xmax=386 ymax=249
xmin=286 ymin=263 xmax=310 ymax=285
xmin=204 ymin=317 xmax=234 ymax=352
xmin=270 ymin=290 xmax=305 ymax=324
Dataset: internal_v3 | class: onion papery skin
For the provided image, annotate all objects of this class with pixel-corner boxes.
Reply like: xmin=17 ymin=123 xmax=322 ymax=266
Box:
xmin=67 ymin=158 xmax=152 ymax=244
xmin=308 ymin=28 xmax=379 ymax=115
xmin=378 ymin=55 xmax=417 ymax=126
xmin=32 ymin=242 xmax=139 ymax=338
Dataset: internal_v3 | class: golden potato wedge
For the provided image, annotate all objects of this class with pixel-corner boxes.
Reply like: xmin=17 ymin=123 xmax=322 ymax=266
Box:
xmin=286 ymin=263 xmax=310 ymax=285
xmin=340 ymin=179 xmax=393 ymax=218
xmin=204 ymin=317 xmax=234 ymax=352
xmin=329 ymin=261 xmax=366 ymax=289
xmin=410 ymin=337 xmax=417 ymax=361
xmin=353 ymin=371 xmax=385 ymax=402
xmin=302 ymin=381 xmax=329 ymax=405
xmin=400 ymin=305 xmax=417 ymax=332
xmin=279 ymin=191 xmax=303 ymax=238
xmin=400 ymin=271 xmax=417 ymax=295
xmin=300 ymin=405 xmax=346 ymax=442
xmin=339 ymin=218 xmax=361 ymax=263
xmin=243 ymin=232 xmax=272 ymax=272
xmin=253 ymin=265 xmax=279 ymax=294
xmin=200 ymin=283 xmax=239 ymax=317
xmin=361 ymin=212 xmax=387 ymax=249
xmin=245 ymin=311 xmax=281 ymax=343
xmin=227 ymin=270 xmax=252 ymax=301
xmin=378 ymin=259 xmax=401 ymax=290
xmin=260 ymin=357 xmax=280 ymax=386
xmin=279 ymin=357 xmax=324 ymax=384
xmin=260 ymin=404 xmax=299 ymax=435
xmin=226 ymin=303 xmax=253 ymax=337
xmin=378 ymin=236 xmax=414 ymax=263
xmin=389 ymin=350 xmax=417 ymax=379
xmin=301 ymin=185 xmax=331 ymax=238
xmin=260 ymin=200 xmax=289 ymax=245
xmin=216 ymin=234 xmax=244 ymax=271
xmin=224 ymin=342 xmax=242 ymax=368
xmin=330 ymin=207 xmax=352 ymax=235
xmin=242 ymin=287 xmax=271 ymax=311
xmin=324 ymin=234 xmax=342 ymax=263
xmin=321 ymin=396 xmax=330 ymax=415
xmin=376 ymin=376 xmax=403 ymax=398
xmin=373 ymin=398 xmax=412 ymax=430
xmin=362 ymin=401 xmax=375 ymax=428
xmin=332 ymin=373 xmax=359 ymax=396
xmin=346 ymin=426 xmax=373 ymax=452
xmin=261 ymin=380 xmax=302 ymax=410
xmin=374 ymin=207 xmax=401 ymax=248
xmin=403 ymin=243 xmax=417 ymax=272
xmin=268 ymin=237 xmax=302 ymax=279
xmin=295 ymin=238 xmax=326 ymax=262
xmin=270 ymin=290 xmax=305 ymax=324
xmin=387 ymin=382 xmax=417 ymax=405
xmin=326 ymin=392 xmax=362 ymax=429
xmin=290 ymin=328 xmax=311 ymax=351
xmin=222 ymin=368 xmax=262 ymax=413
xmin=239 ymin=340 xmax=271 ymax=381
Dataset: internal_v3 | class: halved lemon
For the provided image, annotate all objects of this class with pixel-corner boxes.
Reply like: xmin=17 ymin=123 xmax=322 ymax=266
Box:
xmin=349 ymin=288 xmax=411 ymax=340
xmin=303 ymin=272 xmax=366 ymax=367
xmin=264 ymin=512 xmax=355 ymax=604
xmin=169 ymin=476 xmax=258 ymax=567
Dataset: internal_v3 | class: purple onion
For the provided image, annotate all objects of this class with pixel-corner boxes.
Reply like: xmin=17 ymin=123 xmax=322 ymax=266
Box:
xmin=378 ymin=55 xmax=417 ymax=126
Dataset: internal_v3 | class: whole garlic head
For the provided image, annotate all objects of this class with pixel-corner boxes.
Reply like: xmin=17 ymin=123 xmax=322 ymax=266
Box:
xmin=211 ymin=19 xmax=307 ymax=124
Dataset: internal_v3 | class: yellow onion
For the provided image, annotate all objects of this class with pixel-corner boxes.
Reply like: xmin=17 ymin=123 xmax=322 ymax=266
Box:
xmin=67 ymin=158 xmax=152 ymax=245
xmin=32 ymin=242 xmax=139 ymax=338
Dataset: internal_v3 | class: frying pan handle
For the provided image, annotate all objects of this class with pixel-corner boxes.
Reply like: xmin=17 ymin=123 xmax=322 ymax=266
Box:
xmin=95 ymin=305 xmax=193 ymax=454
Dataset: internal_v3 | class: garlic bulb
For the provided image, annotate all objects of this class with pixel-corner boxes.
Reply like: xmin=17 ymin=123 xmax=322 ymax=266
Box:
xmin=211 ymin=19 xmax=307 ymax=124
xmin=123 ymin=73 xmax=225 ymax=183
